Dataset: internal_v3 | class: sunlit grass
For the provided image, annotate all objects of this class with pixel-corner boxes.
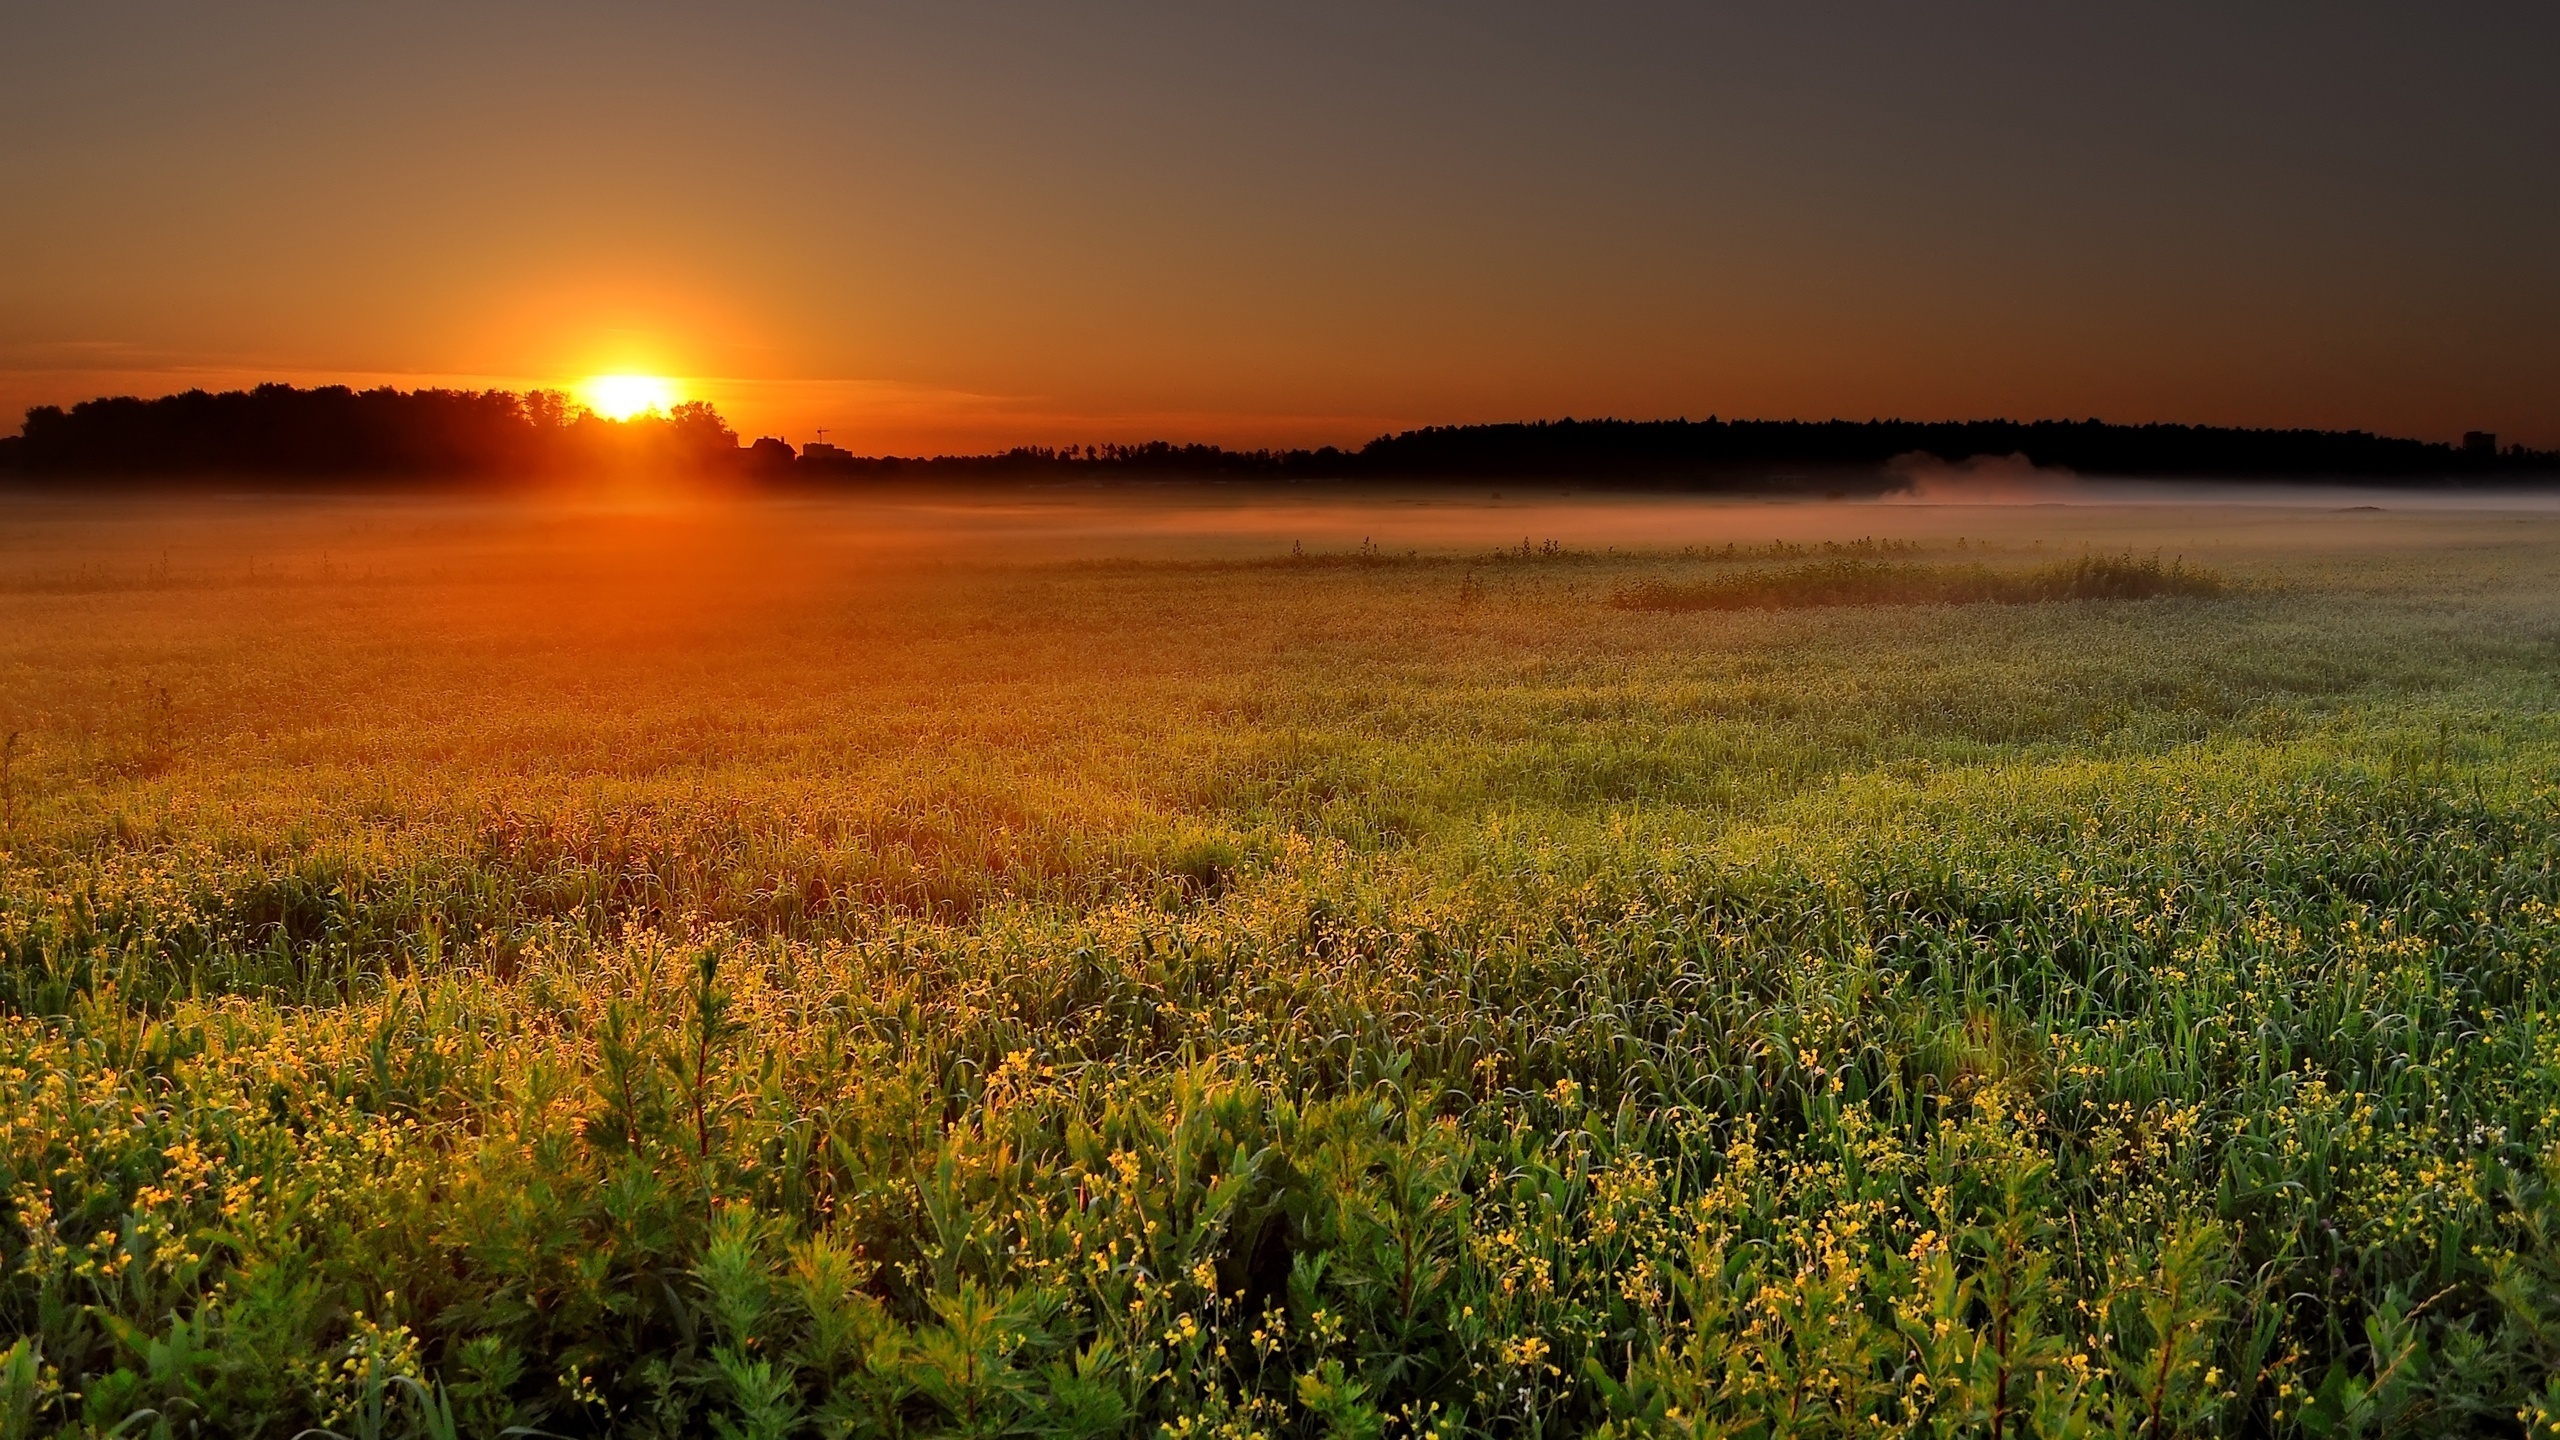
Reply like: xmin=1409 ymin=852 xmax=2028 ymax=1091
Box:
xmin=3 ymin=497 xmax=2560 ymax=1436
xmin=1610 ymin=551 xmax=2226 ymax=611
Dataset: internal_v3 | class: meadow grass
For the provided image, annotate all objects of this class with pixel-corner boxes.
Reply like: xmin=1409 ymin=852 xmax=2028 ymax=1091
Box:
xmin=1608 ymin=553 xmax=2226 ymax=612
xmin=3 ymin=493 xmax=2560 ymax=1438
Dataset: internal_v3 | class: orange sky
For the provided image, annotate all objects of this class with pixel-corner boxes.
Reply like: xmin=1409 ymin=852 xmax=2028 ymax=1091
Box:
xmin=5 ymin=4 xmax=2556 ymax=453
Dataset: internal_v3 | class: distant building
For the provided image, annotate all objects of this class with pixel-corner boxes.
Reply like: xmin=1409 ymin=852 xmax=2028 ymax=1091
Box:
xmin=801 ymin=440 xmax=849 ymax=461
xmin=2464 ymin=431 xmax=2497 ymax=456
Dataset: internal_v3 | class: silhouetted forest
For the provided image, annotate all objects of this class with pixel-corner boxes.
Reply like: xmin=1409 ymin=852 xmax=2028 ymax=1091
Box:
xmin=1345 ymin=417 xmax=2552 ymax=480
xmin=0 ymin=384 xmax=737 ymax=480
xmin=2 ymin=385 xmax=2552 ymax=486
xmin=813 ymin=420 xmax=2554 ymax=485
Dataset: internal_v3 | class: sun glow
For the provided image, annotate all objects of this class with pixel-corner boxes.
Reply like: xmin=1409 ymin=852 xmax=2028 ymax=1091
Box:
xmin=580 ymin=374 xmax=680 ymax=421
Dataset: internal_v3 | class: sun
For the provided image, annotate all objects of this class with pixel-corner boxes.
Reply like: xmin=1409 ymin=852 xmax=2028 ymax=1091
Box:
xmin=579 ymin=374 xmax=680 ymax=421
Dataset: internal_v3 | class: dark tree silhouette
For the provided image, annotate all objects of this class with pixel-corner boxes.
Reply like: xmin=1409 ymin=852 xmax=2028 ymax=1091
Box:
xmin=0 ymin=384 xmax=741 ymax=480
xmin=4 ymin=387 xmax=2552 ymax=487
xmin=781 ymin=418 xmax=2554 ymax=486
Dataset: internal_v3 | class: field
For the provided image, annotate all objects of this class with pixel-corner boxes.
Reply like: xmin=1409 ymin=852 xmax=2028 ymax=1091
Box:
xmin=4 ymin=486 xmax=2560 ymax=1438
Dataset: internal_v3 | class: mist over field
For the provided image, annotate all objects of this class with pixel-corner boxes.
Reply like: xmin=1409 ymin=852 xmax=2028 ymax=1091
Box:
xmin=8 ymin=481 xmax=2539 ymax=577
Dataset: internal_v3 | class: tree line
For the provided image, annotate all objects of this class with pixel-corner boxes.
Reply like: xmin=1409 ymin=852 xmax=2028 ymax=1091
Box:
xmin=2 ymin=385 xmax=2551 ymax=485
xmin=0 ymin=384 xmax=738 ymax=480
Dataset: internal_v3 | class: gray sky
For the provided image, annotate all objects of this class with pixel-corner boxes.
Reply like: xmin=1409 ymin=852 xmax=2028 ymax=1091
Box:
xmin=4 ymin=2 xmax=2554 ymax=449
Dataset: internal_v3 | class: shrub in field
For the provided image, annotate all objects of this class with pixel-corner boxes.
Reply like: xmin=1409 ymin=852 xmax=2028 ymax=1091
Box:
xmin=1610 ymin=553 xmax=2225 ymax=611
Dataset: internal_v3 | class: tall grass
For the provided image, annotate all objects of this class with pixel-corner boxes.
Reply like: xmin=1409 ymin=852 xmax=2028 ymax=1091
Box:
xmin=1611 ymin=552 xmax=2225 ymax=611
xmin=3 ymin=501 xmax=2559 ymax=1437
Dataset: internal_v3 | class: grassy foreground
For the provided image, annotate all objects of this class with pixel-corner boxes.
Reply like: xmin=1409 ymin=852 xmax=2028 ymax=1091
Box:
xmin=3 ymin=493 xmax=2560 ymax=1438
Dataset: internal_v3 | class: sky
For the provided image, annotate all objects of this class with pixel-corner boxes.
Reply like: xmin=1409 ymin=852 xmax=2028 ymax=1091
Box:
xmin=4 ymin=2 xmax=2556 ymax=453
